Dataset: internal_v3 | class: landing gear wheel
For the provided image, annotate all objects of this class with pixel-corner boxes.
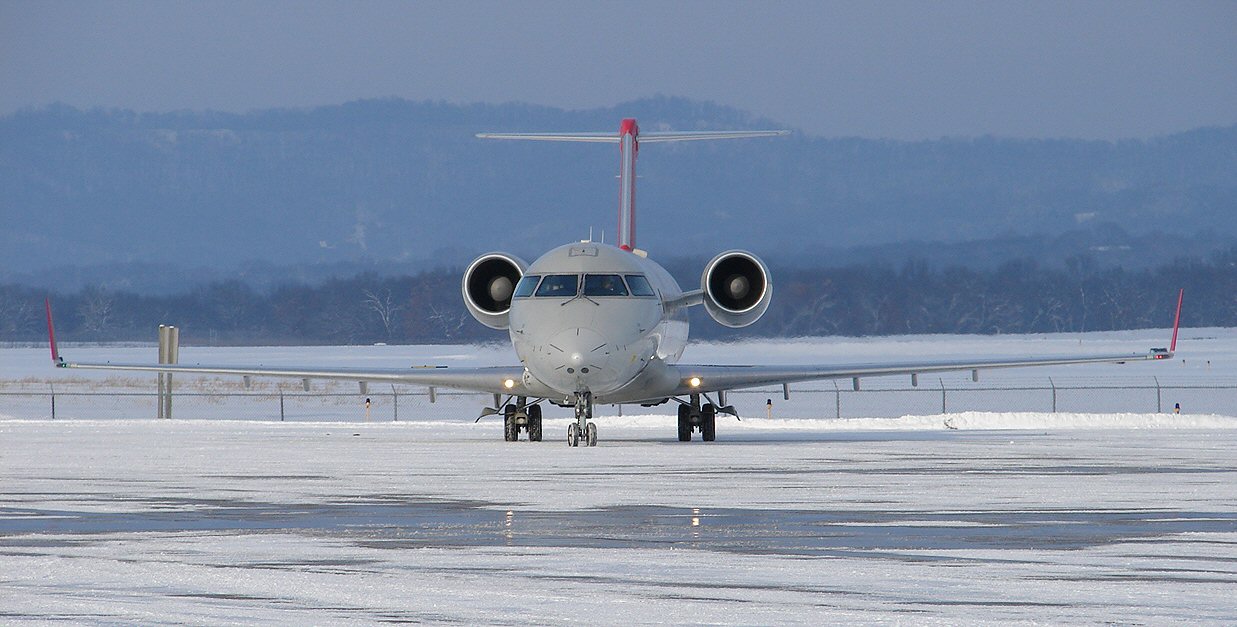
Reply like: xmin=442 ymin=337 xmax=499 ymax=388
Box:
xmin=503 ymin=404 xmax=519 ymax=442
xmin=585 ymin=422 xmax=597 ymax=447
xmin=567 ymin=423 xmax=580 ymax=447
xmin=528 ymin=404 xmax=543 ymax=442
xmin=677 ymin=404 xmax=692 ymax=442
xmin=701 ymin=403 xmax=717 ymax=442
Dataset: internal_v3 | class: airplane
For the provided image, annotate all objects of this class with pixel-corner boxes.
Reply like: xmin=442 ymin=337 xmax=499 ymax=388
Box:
xmin=45 ymin=118 xmax=1184 ymax=447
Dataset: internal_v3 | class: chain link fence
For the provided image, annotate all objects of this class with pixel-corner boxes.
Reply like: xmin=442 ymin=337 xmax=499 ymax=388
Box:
xmin=2 ymin=377 xmax=1230 ymax=422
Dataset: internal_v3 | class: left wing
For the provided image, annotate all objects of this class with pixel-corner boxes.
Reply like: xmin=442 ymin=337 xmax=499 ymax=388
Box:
xmin=669 ymin=348 xmax=1171 ymax=397
xmin=671 ymin=288 xmax=1184 ymax=397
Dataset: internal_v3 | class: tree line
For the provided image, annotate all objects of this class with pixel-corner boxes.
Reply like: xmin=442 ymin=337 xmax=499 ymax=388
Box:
xmin=2 ymin=252 xmax=1232 ymax=345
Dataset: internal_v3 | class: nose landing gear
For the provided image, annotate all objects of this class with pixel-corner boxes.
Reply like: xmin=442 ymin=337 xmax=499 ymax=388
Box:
xmin=568 ymin=391 xmax=598 ymax=447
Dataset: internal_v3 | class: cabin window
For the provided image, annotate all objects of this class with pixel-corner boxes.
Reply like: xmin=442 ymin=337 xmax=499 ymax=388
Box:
xmin=624 ymin=275 xmax=655 ymax=297
xmin=535 ymin=274 xmax=578 ymax=297
xmin=513 ymin=275 xmax=540 ymax=298
xmin=583 ymin=274 xmax=628 ymax=297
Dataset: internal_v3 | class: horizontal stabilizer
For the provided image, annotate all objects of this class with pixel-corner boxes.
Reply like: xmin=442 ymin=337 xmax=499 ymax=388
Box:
xmin=475 ymin=130 xmax=789 ymax=143
xmin=475 ymin=132 xmax=619 ymax=143
xmin=640 ymin=130 xmax=789 ymax=143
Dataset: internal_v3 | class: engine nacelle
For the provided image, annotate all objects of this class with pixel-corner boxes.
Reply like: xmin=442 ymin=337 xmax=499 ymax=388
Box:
xmin=462 ymin=252 xmax=527 ymax=330
xmin=701 ymin=250 xmax=772 ymax=328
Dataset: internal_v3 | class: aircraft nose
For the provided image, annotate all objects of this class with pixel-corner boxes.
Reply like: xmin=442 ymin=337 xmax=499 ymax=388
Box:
xmin=547 ymin=327 xmax=612 ymax=377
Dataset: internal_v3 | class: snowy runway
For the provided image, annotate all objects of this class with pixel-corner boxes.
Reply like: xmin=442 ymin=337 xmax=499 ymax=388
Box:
xmin=2 ymin=418 xmax=1235 ymax=623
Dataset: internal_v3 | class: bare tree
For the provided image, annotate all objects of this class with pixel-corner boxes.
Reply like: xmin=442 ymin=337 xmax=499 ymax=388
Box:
xmin=362 ymin=288 xmax=404 ymax=341
xmin=78 ymin=288 xmax=115 ymax=340
xmin=0 ymin=295 xmax=35 ymax=339
xmin=428 ymin=303 xmax=469 ymax=340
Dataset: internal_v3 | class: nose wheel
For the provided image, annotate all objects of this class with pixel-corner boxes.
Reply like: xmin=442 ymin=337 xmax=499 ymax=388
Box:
xmin=568 ymin=392 xmax=598 ymax=447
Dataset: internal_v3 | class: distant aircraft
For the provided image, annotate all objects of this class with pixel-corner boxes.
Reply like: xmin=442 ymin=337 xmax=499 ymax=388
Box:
xmin=45 ymin=119 xmax=1184 ymax=446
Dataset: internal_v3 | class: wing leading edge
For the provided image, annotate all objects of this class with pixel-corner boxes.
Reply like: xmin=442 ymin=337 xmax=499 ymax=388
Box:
xmin=671 ymin=289 xmax=1182 ymax=396
xmin=51 ymin=359 xmax=527 ymax=395
xmin=44 ymin=299 xmax=527 ymax=395
xmin=669 ymin=349 xmax=1171 ymax=397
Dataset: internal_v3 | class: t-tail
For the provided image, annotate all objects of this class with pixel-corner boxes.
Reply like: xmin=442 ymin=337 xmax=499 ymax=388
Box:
xmin=477 ymin=120 xmax=788 ymax=253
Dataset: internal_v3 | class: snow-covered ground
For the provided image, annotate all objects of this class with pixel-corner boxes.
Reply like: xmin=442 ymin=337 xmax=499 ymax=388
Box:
xmin=1 ymin=420 xmax=1235 ymax=623
xmin=2 ymin=329 xmax=1236 ymax=622
xmin=3 ymin=326 xmax=1235 ymax=421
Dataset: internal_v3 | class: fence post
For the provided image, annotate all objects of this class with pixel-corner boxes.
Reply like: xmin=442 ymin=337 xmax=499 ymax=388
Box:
xmin=50 ymin=383 xmax=55 ymax=420
xmin=940 ymin=378 xmax=946 ymax=413
xmin=1049 ymin=377 xmax=1057 ymax=413
xmin=833 ymin=380 xmax=841 ymax=419
xmin=279 ymin=389 xmax=285 ymax=422
xmin=393 ymin=390 xmax=399 ymax=422
xmin=1154 ymin=376 xmax=1162 ymax=413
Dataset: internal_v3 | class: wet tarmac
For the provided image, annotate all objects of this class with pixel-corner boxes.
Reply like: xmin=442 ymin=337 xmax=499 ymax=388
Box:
xmin=2 ymin=420 xmax=1235 ymax=623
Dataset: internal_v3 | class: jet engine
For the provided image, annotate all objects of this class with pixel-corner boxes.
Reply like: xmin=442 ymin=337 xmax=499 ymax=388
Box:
xmin=462 ymin=252 xmax=527 ymax=330
xmin=701 ymin=250 xmax=772 ymax=328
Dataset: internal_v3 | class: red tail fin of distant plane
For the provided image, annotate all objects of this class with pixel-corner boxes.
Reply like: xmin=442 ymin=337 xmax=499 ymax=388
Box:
xmin=45 ymin=298 xmax=62 ymax=365
xmin=1170 ymin=288 xmax=1184 ymax=353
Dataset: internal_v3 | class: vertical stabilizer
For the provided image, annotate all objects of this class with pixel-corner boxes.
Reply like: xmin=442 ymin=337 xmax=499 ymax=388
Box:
xmin=617 ymin=119 xmax=638 ymax=251
xmin=475 ymin=123 xmax=787 ymax=254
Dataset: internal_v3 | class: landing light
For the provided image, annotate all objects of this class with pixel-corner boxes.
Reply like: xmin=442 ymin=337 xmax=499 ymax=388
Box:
xmin=689 ymin=377 xmax=702 ymax=388
xmin=504 ymin=378 xmax=515 ymax=389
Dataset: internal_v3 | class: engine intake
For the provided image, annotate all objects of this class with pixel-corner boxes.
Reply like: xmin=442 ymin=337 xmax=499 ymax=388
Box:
xmin=462 ymin=252 xmax=527 ymax=330
xmin=701 ymin=250 xmax=772 ymax=328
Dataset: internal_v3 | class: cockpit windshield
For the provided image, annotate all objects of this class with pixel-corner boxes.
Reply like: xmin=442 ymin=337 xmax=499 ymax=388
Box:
xmin=624 ymin=275 xmax=655 ymax=297
xmin=534 ymin=274 xmax=578 ymax=297
xmin=583 ymin=274 xmax=628 ymax=297
xmin=513 ymin=275 xmax=540 ymax=298
xmin=523 ymin=273 xmax=655 ymax=298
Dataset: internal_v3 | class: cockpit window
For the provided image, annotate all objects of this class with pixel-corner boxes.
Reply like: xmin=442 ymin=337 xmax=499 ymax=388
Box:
xmin=624 ymin=274 xmax=655 ymax=297
xmin=583 ymin=274 xmax=628 ymax=297
xmin=534 ymin=274 xmax=578 ymax=297
xmin=513 ymin=275 xmax=540 ymax=298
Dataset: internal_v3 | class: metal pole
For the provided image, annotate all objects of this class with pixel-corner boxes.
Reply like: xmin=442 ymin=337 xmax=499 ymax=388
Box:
xmin=1049 ymin=377 xmax=1057 ymax=413
xmin=940 ymin=378 xmax=946 ymax=414
xmin=166 ymin=326 xmax=178 ymax=420
xmin=392 ymin=385 xmax=399 ymax=422
xmin=50 ymin=383 xmax=55 ymax=420
xmin=1155 ymin=376 xmax=1162 ymax=413
xmin=833 ymin=380 xmax=841 ymax=419
xmin=280 ymin=389 xmax=285 ymax=421
xmin=157 ymin=325 xmax=168 ymax=419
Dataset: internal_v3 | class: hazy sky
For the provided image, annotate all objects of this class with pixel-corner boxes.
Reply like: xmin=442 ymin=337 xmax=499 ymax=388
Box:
xmin=3 ymin=1 xmax=1234 ymax=139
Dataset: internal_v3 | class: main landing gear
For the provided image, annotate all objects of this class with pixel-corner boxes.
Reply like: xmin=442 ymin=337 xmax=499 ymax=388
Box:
xmin=567 ymin=391 xmax=598 ymax=447
xmin=677 ymin=394 xmax=717 ymax=442
xmin=503 ymin=398 xmax=543 ymax=442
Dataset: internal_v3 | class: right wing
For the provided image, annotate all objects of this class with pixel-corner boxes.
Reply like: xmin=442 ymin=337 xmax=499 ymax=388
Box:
xmin=45 ymin=300 xmax=526 ymax=396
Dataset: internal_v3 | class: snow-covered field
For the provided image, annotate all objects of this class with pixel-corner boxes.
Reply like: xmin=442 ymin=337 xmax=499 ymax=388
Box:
xmin=4 ymin=326 xmax=1236 ymax=421
xmin=2 ymin=329 xmax=1236 ymax=623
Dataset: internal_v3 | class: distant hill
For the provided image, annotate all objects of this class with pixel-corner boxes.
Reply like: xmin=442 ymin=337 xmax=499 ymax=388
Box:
xmin=3 ymin=97 xmax=1235 ymax=283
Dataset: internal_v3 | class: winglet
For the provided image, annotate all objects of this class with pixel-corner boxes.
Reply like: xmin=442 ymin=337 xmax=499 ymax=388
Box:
xmin=1170 ymin=288 xmax=1184 ymax=353
xmin=45 ymin=297 xmax=64 ymax=366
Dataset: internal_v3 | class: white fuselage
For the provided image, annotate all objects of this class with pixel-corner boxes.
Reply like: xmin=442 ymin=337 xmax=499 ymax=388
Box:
xmin=508 ymin=242 xmax=688 ymax=404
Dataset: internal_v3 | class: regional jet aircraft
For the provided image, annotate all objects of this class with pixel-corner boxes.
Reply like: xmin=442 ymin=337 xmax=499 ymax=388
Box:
xmin=45 ymin=119 xmax=1183 ymax=446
